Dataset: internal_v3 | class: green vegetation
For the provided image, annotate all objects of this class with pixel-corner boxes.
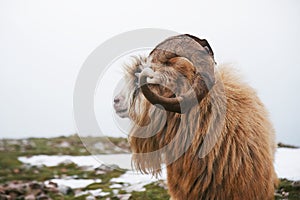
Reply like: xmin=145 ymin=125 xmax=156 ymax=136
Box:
xmin=275 ymin=179 xmax=300 ymax=200
xmin=0 ymin=155 xmax=125 ymax=183
xmin=0 ymin=135 xmax=129 ymax=199
xmin=0 ymin=135 xmax=128 ymax=184
xmin=0 ymin=151 xmax=22 ymax=169
xmin=0 ymin=135 xmax=299 ymax=199
xmin=84 ymin=169 xmax=125 ymax=191
xmin=0 ymin=134 xmax=130 ymax=157
xmin=130 ymin=182 xmax=170 ymax=200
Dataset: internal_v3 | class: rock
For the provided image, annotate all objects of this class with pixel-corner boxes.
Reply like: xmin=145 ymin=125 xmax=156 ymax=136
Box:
xmin=29 ymin=181 xmax=43 ymax=190
xmin=58 ymin=185 xmax=73 ymax=195
xmin=7 ymin=187 xmax=24 ymax=199
xmin=0 ymin=194 xmax=10 ymax=200
xmin=108 ymin=164 xmax=120 ymax=170
xmin=292 ymin=180 xmax=300 ymax=188
xmin=25 ymin=194 xmax=36 ymax=200
xmin=44 ymin=181 xmax=59 ymax=194
xmin=46 ymin=181 xmax=58 ymax=188
xmin=282 ymin=191 xmax=289 ymax=197
xmin=95 ymin=164 xmax=120 ymax=172
xmin=18 ymin=195 xmax=27 ymax=199
xmin=8 ymin=190 xmax=20 ymax=199
xmin=36 ymin=194 xmax=51 ymax=200
xmin=0 ymin=186 xmax=5 ymax=194
xmin=31 ymin=189 xmax=43 ymax=196
xmin=95 ymin=164 xmax=112 ymax=172
xmin=13 ymin=168 xmax=20 ymax=174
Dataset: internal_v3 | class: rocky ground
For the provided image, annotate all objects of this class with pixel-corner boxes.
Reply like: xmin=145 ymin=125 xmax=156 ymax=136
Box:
xmin=0 ymin=135 xmax=299 ymax=200
xmin=0 ymin=163 xmax=168 ymax=200
xmin=0 ymin=135 xmax=169 ymax=200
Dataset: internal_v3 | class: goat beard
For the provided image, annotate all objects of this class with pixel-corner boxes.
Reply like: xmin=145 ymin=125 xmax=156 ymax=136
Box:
xmin=128 ymin=100 xmax=166 ymax=177
xmin=128 ymin=77 xmax=227 ymax=177
xmin=128 ymin=85 xmax=183 ymax=176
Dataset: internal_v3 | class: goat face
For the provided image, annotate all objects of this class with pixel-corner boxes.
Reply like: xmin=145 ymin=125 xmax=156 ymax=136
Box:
xmin=114 ymin=34 xmax=215 ymax=117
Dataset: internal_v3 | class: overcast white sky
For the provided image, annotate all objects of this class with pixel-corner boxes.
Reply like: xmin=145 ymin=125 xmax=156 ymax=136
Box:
xmin=0 ymin=0 xmax=299 ymax=145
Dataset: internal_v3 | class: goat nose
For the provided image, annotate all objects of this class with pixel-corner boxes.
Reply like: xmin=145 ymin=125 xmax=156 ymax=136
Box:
xmin=114 ymin=97 xmax=120 ymax=104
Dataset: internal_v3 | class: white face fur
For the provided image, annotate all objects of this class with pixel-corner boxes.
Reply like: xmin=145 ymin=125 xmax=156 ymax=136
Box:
xmin=113 ymin=90 xmax=129 ymax=118
xmin=113 ymin=56 xmax=148 ymax=118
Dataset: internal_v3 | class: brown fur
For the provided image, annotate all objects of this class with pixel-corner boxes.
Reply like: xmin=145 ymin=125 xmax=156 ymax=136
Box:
xmin=126 ymin=56 xmax=277 ymax=199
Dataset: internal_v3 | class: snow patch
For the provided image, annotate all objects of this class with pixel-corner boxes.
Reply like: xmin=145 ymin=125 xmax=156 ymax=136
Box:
xmin=18 ymin=154 xmax=132 ymax=169
xmin=45 ymin=178 xmax=101 ymax=189
xmin=110 ymin=170 xmax=167 ymax=192
xmin=19 ymin=148 xmax=300 ymax=181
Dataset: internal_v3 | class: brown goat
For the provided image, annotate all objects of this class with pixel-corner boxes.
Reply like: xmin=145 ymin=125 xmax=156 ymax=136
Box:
xmin=114 ymin=34 xmax=277 ymax=199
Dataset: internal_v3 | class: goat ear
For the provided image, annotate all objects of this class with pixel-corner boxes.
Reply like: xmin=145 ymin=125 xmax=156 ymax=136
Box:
xmin=168 ymin=57 xmax=196 ymax=80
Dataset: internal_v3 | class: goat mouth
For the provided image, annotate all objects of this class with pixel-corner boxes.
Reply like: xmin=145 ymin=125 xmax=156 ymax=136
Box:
xmin=116 ymin=109 xmax=128 ymax=114
xmin=116 ymin=109 xmax=127 ymax=115
xmin=115 ymin=108 xmax=129 ymax=118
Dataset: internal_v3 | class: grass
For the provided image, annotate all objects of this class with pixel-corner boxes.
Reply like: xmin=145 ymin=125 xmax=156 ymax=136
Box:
xmin=78 ymin=169 xmax=126 ymax=199
xmin=130 ymin=182 xmax=170 ymax=200
xmin=0 ymin=151 xmax=22 ymax=169
xmin=0 ymin=135 xmax=130 ymax=183
xmin=275 ymin=179 xmax=300 ymax=200
xmin=0 ymin=135 xmax=128 ymax=200
xmin=0 ymin=152 xmax=125 ymax=184
xmin=0 ymin=151 xmax=127 ymax=199
xmin=0 ymin=134 xmax=130 ymax=157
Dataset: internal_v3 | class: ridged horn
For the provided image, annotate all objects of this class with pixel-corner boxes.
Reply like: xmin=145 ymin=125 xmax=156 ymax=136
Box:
xmin=141 ymin=34 xmax=215 ymax=113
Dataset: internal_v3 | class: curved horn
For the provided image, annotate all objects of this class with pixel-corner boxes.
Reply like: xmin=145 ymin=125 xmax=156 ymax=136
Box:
xmin=140 ymin=34 xmax=215 ymax=113
xmin=149 ymin=34 xmax=215 ymax=75
xmin=139 ymin=67 xmax=210 ymax=114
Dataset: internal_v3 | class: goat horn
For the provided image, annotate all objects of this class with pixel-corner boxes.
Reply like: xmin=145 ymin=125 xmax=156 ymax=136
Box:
xmin=140 ymin=69 xmax=209 ymax=113
xmin=140 ymin=34 xmax=215 ymax=113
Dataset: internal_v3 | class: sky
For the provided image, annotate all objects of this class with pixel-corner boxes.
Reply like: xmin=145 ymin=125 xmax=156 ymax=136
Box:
xmin=0 ymin=0 xmax=300 ymax=145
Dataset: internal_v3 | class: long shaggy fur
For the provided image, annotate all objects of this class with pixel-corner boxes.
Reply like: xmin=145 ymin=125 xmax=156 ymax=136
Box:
xmin=126 ymin=57 xmax=277 ymax=199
